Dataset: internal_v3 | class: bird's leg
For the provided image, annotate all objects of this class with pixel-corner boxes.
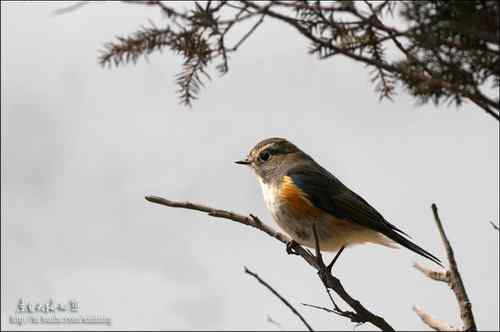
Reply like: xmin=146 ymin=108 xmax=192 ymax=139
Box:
xmin=310 ymin=225 xmax=354 ymax=318
xmin=286 ymin=239 xmax=300 ymax=255
xmin=326 ymin=246 xmax=345 ymax=274
xmin=311 ymin=223 xmax=326 ymax=268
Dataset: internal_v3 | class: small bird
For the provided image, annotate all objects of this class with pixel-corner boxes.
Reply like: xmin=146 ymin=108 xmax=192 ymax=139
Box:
xmin=236 ymin=137 xmax=442 ymax=267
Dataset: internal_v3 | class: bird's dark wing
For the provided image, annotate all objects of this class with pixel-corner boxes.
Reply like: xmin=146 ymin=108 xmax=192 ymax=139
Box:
xmin=286 ymin=165 xmax=442 ymax=266
xmin=286 ymin=166 xmax=405 ymax=234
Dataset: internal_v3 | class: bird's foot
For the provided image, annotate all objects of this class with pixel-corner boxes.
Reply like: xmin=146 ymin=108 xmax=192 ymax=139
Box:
xmin=286 ymin=240 xmax=300 ymax=255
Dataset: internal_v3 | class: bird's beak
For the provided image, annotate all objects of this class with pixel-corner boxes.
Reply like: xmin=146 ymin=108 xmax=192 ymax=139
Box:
xmin=235 ymin=158 xmax=251 ymax=165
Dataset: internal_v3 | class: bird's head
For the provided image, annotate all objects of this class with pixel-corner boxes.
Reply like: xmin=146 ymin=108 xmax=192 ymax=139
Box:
xmin=235 ymin=137 xmax=302 ymax=183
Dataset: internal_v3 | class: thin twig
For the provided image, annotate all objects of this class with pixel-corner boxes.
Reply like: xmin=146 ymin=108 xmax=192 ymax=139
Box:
xmin=490 ymin=221 xmax=499 ymax=231
xmin=413 ymin=262 xmax=450 ymax=283
xmin=145 ymin=195 xmax=394 ymax=331
xmin=228 ymin=14 xmax=265 ymax=51
xmin=301 ymin=302 xmax=336 ymax=314
xmin=244 ymin=267 xmax=314 ymax=332
xmin=266 ymin=315 xmax=284 ymax=331
xmin=431 ymin=203 xmax=477 ymax=331
xmin=413 ymin=306 xmax=460 ymax=331
xmin=51 ymin=1 xmax=89 ymax=16
xmin=324 ymin=285 xmax=342 ymax=312
xmin=301 ymin=301 xmax=355 ymax=321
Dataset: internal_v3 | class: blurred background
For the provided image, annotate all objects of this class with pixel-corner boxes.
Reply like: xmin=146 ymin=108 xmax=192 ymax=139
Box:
xmin=1 ymin=2 xmax=499 ymax=330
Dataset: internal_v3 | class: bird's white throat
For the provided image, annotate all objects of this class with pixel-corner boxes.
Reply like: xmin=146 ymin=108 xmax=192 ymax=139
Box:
xmin=257 ymin=177 xmax=279 ymax=215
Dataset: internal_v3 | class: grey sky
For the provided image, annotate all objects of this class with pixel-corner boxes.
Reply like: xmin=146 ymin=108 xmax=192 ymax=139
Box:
xmin=1 ymin=1 xmax=499 ymax=331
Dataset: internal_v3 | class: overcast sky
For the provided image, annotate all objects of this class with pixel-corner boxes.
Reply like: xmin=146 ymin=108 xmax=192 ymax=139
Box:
xmin=1 ymin=2 xmax=499 ymax=331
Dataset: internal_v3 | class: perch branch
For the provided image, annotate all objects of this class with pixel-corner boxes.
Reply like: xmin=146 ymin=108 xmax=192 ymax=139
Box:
xmin=244 ymin=267 xmax=314 ymax=331
xmin=145 ymin=195 xmax=394 ymax=331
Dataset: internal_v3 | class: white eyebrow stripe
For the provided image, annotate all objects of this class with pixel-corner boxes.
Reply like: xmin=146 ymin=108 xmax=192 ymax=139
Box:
xmin=251 ymin=143 xmax=275 ymax=156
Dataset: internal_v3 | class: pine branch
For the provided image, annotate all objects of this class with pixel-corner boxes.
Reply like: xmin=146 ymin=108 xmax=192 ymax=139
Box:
xmin=99 ymin=26 xmax=176 ymax=67
xmin=98 ymin=0 xmax=500 ymax=120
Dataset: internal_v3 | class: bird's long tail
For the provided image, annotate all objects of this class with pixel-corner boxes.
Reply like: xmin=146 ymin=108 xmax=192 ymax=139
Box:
xmin=385 ymin=230 xmax=443 ymax=267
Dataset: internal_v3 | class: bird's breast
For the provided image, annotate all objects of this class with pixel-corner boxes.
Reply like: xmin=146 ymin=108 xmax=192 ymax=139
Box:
xmin=258 ymin=176 xmax=328 ymax=242
xmin=258 ymin=177 xmax=280 ymax=217
xmin=258 ymin=176 xmax=318 ymax=218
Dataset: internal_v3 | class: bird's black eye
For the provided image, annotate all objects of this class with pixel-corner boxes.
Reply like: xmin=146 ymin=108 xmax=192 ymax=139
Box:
xmin=259 ymin=151 xmax=271 ymax=161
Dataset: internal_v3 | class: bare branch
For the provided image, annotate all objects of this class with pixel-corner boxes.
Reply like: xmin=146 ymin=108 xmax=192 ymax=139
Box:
xmin=413 ymin=262 xmax=450 ymax=283
xmin=245 ymin=267 xmax=314 ymax=332
xmin=145 ymin=195 xmax=394 ymax=331
xmin=266 ymin=315 xmax=284 ymax=331
xmin=413 ymin=305 xmax=460 ymax=331
xmin=51 ymin=1 xmax=89 ymax=16
xmin=490 ymin=221 xmax=499 ymax=231
xmin=228 ymin=14 xmax=265 ymax=52
xmin=144 ymin=195 xmax=291 ymax=243
xmin=431 ymin=203 xmax=477 ymax=331
xmin=301 ymin=302 xmax=336 ymax=314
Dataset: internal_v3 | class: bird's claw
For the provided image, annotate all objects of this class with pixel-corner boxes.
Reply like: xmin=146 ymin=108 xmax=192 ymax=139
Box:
xmin=286 ymin=240 xmax=299 ymax=255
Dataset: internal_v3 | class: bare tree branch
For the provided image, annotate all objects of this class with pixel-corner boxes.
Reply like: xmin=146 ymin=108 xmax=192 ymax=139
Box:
xmin=145 ymin=195 xmax=394 ymax=331
xmin=413 ymin=305 xmax=460 ymax=331
xmin=244 ymin=267 xmax=314 ymax=332
xmin=431 ymin=204 xmax=477 ymax=331
xmin=413 ymin=204 xmax=477 ymax=331
xmin=144 ymin=195 xmax=291 ymax=243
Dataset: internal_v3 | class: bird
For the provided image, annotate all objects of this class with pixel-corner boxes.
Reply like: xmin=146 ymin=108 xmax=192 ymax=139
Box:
xmin=235 ymin=137 xmax=442 ymax=267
